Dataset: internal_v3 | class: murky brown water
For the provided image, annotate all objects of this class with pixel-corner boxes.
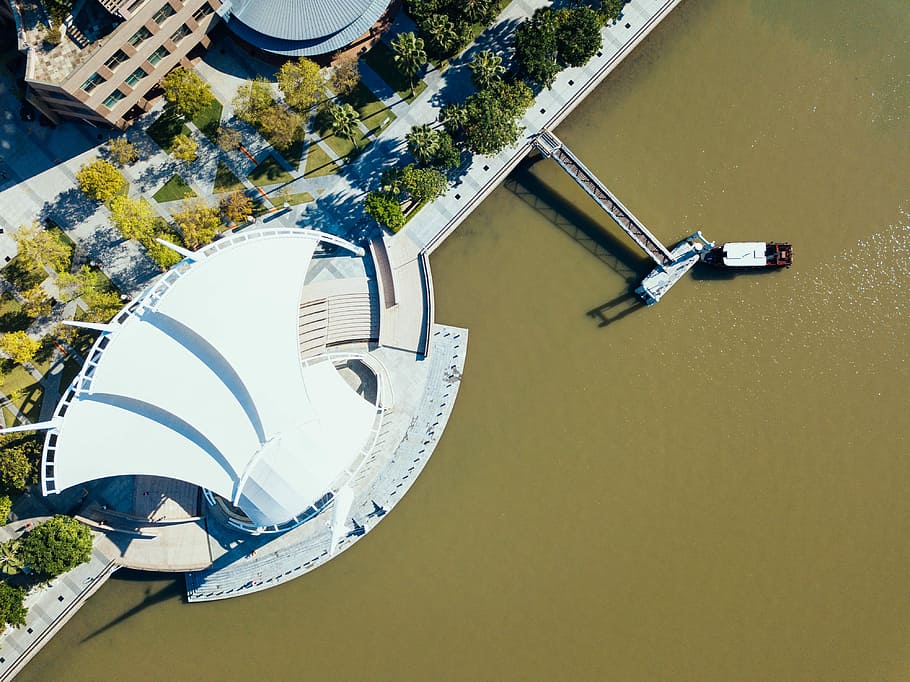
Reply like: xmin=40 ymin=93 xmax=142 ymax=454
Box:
xmin=21 ymin=0 xmax=910 ymax=679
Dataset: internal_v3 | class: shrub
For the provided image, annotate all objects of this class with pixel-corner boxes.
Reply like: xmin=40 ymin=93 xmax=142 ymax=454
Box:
xmin=76 ymin=159 xmax=126 ymax=203
xmin=20 ymin=515 xmax=92 ymax=578
xmin=0 ymin=582 xmax=27 ymax=630
xmin=365 ymin=191 xmax=405 ymax=231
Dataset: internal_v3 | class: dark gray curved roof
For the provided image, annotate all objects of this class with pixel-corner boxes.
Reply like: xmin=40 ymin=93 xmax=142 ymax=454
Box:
xmin=226 ymin=0 xmax=392 ymax=56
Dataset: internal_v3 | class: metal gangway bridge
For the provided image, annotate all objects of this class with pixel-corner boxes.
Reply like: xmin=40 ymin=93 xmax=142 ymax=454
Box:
xmin=533 ymin=130 xmax=710 ymax=304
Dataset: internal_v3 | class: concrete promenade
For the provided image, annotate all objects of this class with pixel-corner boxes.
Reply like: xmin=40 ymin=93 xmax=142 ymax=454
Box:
xmin=0 ymin=522 xmax=116 ymax=682
xmin=401 ymin=0 xmax=684 ymax=254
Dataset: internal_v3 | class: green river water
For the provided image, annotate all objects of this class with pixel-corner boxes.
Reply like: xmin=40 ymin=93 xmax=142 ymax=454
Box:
xmin=21 ymin=0 xmax=910 ymax=679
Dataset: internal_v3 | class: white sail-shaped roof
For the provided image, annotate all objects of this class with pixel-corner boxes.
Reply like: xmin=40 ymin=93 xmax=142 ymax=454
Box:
xmin=48 ymin=231 xmax=377 ymax=526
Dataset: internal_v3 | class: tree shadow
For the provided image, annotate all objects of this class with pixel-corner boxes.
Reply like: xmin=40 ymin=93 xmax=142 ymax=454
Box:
xmin=40 ymin=188 xmax=98 ymax=227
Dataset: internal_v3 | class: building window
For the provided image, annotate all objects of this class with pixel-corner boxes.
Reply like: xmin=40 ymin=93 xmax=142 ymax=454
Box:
xmin=126 ymin=0 xmax=146 ymax=12
xmin=102 ymin=90 xmax=126 ymax=109
xmin=128 ymin=26 xmax=152 ymax=47
xmin=103 ymin=49 xmax=129 ymax=71
xmin=192 ymin=3 xmax=213 ymax=21
xmin=170 ymin=24 xmax=191 ymax=43
xmin=80 ymin=72 xmax=106 ymax=93
xmin=152 ymin=4 xmax=176 ymax=25
xmin=148 ymin=46 xmax=170 ymax=65
xmin=125 ymin=67 xmax=148 ymax=87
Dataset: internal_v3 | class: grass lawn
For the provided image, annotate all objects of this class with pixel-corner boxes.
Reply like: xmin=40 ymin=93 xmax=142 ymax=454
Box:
xmin=192 ymin=98 xmax=223 ymax=142
xmin=342 ymin=82 xmax=397 ymax=135
xmin=362 ymin=41 xmax=428 ymax=102
xmin=153 ymin=174 xmax=196 ymax=203
xmin=312 ymin=104 xmax=370 ymax=160
xmin=0 ymin=295 xmax=31 ymax=334
xmin=248 ymin=155 xmax=294 ymax=186
xmin=0 ymin=364 xmax=43 ymax=422
xmin=303 ymin=143 xmax=340 ymax=178
xmin=147 ymin=112 xmax=191 ymax=152
xmin=285 ymin=191 xmax=314 ymax=206
xmin=277 ymin=137 xmax=306 ymax=168
xmin=213 ymin=162 xmax=245 ymax=194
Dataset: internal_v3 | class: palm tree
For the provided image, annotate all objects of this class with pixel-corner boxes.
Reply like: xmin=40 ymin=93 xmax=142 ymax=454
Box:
xmin=329 ymin=103 xmax=362 ymax=153
xmin=469 ymin=50 xmax=505 ymax=91
xmin=439 ymin=103 xmax=468 ymax=137
xmin=0 ymin=540 xmax=23 ymax=576
xmin=391 ymin=32 xmax=427 ymax=97
xmin=424 ymin=14 xmax=459 ymax=56
xmin=406 ymin=124 xmax=440 ymax=166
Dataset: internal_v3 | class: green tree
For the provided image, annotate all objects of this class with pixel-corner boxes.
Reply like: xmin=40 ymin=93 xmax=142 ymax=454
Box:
xmin=330 ymin=53 xmax=361 ymax=96
xmin=0 ymin=541 xmax=23 ymax=576
xmin=401 ymin=164 xmax=447 ymax=202
xmin=160 ymin=66 xmax=214 ymax=120
xmin=277 ymin=57 xmax=325 ymax=111
xmin=44 ymin=0 xmax=72 ymax=25
xmin=469 ymin=49 xmax=505 ymax=91
xmin=439 ymin=103 xmax=468 ymax=137
xmin=462 ymin=81 xmax=532 ymax=155
xmin=329 ymin=103 xmax=362 ymax=152
xmin=216 ymin=126 xmax=242 ymax=151
xmin=13 ymin=222 xmax=71 ymax=274
xmin=107 ymin=137 xmax=138 ymax=167
xmin=81 ymin=288 xmax=123 ymax=324
xmin=364 ymin=191 xmax=405 ymax=232
xmin=22 ymin=286 xmax=52 ymax=318
xmin=0 ymin=497 xmax=11 ymax=526
xmin=0 ymin=443 xmax=32 ymax=491
xmin=514 ymin=8 xmax=561 ymax=88
xmin=391 ymin=32 xmax=427 ymax=96
xmin=556 ymin=7 xmax=602 ymax=67
xmin=459 ymin=0 xmax=498 ymax=24
xmin=596 ymin=0 xmax=625 ymax=24
xmin=431 ymin=130 xmax=461 ymax=170
xmin=380 ymin=166 xmax=406 ymax=196
xmin=20 ymin=515 xmax=92 ymax=578
xmin=0 ymin=332 xmax=39 ymax=366
xmin=258 ymin=105 xmax=302 ymax=151
xmin=172 ymin=199 xmax=222 ymax=249
xmin=406 ymin=124 xmax=440 ymax=166
xmin=0 ymin=582 xmax=28 ymax=629
xmin=109 ymin=195 xmax=156 ymax=241
xmin=233 ymin=77 xmax=275 ymax=125
xmin=76 ymin=159 xmax=126 ymax=203
xmin=219 ymin=191 xmax=253 ymax=225
xmin=424 ymin=14 xmax=460 ymax=56
xmin=171 ymin=133 xmax=198 ymax=163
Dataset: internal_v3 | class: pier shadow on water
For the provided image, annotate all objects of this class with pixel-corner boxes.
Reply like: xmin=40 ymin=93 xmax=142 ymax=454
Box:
xmin=80 ymin=570 xmax=183 ymax=643
xmin=505 ymin=157 xmax=650 ymax=328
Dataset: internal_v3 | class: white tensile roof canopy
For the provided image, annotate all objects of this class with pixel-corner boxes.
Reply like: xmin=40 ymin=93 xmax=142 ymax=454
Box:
xmin=47 ymin=232 xmax=377 ymax=527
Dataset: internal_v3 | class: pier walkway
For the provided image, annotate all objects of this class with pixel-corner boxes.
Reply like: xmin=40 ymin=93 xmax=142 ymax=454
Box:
xmin=533 ymin=130 xmax=674 ymax=266
xmin=533 ymin=129 xmax=710 ymax=304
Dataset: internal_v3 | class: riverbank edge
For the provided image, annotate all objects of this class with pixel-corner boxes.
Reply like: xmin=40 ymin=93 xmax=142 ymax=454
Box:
xmin=404 ymin=0 xmax=685 ymax=255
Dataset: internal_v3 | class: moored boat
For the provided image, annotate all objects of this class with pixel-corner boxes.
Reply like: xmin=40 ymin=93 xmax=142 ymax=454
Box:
xmin=700 ymin=242 xmax=792 ymax=268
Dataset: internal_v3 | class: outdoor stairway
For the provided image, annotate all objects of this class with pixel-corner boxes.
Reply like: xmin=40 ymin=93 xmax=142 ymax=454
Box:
xmin=325 ymin=292 xmax=378 ymax=346
xmin=534 ymin=130 xmax=674 ymax=266
xmin=298 ymin=298 xmax=329 ymax=359
xmin=298 ymin=292 xmax=379 ymax=359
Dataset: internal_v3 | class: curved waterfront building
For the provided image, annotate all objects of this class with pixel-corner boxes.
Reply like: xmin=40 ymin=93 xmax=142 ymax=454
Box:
xmin=224 ymin=0 xmax=394 ymax=57
xmin=15 ymin=218 xmax=468 ymax=599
